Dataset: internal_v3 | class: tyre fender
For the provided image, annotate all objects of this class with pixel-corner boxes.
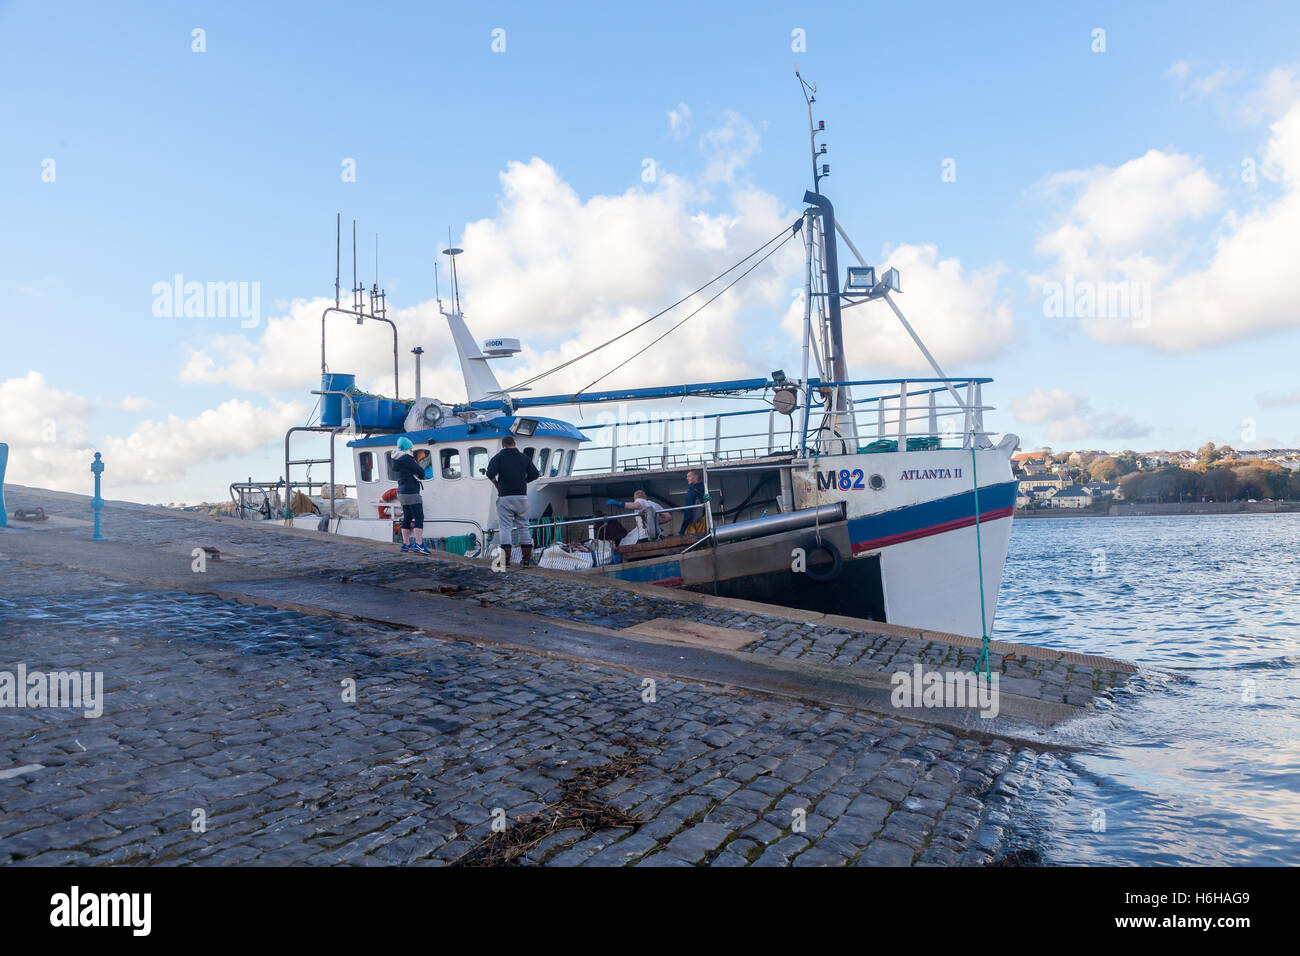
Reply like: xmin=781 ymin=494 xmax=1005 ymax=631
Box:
xmin=801 ymin=535 xmax=843 ymax=582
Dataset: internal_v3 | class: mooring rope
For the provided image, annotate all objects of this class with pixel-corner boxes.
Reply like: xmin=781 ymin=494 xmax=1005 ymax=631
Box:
xmin=969 ymin=445 xmax=991 ymax=681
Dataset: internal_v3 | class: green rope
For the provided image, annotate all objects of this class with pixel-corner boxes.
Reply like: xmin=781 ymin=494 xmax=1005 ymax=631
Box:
xmin=529 ymin=516 xmax=560 ymax=548
xmin=970 ymin=446 xmax=992 ymax=682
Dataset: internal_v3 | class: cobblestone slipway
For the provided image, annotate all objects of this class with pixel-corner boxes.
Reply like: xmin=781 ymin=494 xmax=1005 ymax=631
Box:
xmin=0 ymin=487 xmax=1130 ymax=866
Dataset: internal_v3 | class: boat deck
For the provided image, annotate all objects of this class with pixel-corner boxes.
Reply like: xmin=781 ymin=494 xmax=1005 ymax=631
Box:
xmin=540 ymin=452 xmax=798 ymax=487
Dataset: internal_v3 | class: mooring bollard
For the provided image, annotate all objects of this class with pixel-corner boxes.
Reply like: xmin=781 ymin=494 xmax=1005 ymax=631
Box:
xmin=91 ymin=452 xmax=104 ymax=541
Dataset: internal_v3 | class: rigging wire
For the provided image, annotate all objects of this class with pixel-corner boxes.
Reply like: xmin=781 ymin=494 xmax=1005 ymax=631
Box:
xmin=569 ymin=224 xmax=802 ymax=402
xmin=502 ymin=218 xmax=803 ymax=395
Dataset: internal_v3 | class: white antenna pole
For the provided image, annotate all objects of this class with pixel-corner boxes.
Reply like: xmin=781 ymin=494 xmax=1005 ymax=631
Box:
xmin=799 ymin=208 xmax=814 ymax=454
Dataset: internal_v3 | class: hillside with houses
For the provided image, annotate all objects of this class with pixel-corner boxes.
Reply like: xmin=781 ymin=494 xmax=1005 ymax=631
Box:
xmin=1012 ymin=444 xmax=1300 ymax=512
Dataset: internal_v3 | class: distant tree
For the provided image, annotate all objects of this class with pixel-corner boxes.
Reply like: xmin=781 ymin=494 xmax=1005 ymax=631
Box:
xmin=1113 ymin=452 xmax=1140 ymax=475
xmin=1119 ymin=471 xmax=1148 ymax=501
xmin=1287 ymin=472 xmax=1300 ymax=501
xmin=1135 ymin=467 xmax=1197 ymax=502
xmin=1089 ymin=456 xmax=1119 ymax=481
xmin=1197 ymin=468 xmax=1239 ymax=502
xmin=1233 ymin=466 xmax=1272 ymax=499
xmin=1197 ymin=441 xmax=1222 ymax=464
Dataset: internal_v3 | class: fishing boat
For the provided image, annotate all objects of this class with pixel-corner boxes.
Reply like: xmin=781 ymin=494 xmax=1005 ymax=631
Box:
xmin=231 ymin=76 xmax=1020 ymax=639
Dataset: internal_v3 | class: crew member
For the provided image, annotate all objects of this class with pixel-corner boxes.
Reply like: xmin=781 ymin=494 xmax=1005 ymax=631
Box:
xmin=486 ymin=435 xmax=541 ymax=567
xmin=392 ymin=437 xmax=431 ymax=555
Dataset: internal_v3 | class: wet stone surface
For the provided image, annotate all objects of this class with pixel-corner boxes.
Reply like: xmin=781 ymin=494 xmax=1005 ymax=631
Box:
xmin=0 ymin=566 xmax=1037 ymax=867
xmin=0 ymin=488 xmax=1110 ymax=865
xmin=2 ymin=487 xmax=1130 ymax=708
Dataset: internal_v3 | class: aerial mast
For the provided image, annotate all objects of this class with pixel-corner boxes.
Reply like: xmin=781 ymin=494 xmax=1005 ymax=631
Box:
xmin=795 ymin=66 xmax=851 ymax=449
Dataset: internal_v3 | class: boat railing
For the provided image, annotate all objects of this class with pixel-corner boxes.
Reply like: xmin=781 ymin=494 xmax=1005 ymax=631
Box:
xmin=525 ymin=502 xmax=707 ymax=549
xmin=842 ymin=379 xmax=996 ymax=450
xmin=228 ymin=479 xmax=354 ymax=520
xmin=570 ymin=376 xmax=995 ymax=473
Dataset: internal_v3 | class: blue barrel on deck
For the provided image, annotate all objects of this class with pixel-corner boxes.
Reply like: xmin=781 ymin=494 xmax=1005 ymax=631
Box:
xmin=320 ymin=373 xmax=356 ymax=427
xmin=355 ymin=397 xmax=406 ymax=429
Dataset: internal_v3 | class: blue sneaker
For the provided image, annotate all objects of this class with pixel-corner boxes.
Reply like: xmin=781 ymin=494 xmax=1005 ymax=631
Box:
xmin=412 ymin=542 xmax=432 ymax=555
xmin=400 ymin=542 xmax=412 ymax=553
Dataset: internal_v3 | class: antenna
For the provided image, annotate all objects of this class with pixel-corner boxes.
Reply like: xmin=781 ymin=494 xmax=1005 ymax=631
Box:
xmin=335 ymin=213 xmax=341 ymax=309
xmin=796 ymin=65 xmax=828 ymax=193
xmin=352 ymin=219 xmax=361 ymax=316
xmin=367 ymin=233 xmax=386 ymax=320
xmin=442 ymin=227 xmax=463 ymax=313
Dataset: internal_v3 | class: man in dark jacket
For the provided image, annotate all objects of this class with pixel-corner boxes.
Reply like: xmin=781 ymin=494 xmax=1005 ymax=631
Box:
xmin=485 ymin=435 xmax=540 ymax=567
xmin=679 ymin=468 xmax=707 ymax=536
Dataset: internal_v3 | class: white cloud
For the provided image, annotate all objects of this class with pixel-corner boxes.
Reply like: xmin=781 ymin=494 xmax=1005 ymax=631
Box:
xmin=1243 ymin=65 xmax=1300 ymax=123
xmin=843 ymin=244 xmax=1015 ymax=371
xmin=1035 ymin=88 xmax=1300 ymax=352
xmin=99 ymin=398 xmax=307 ymax=486
xmin=1163 ymin=60 xmax=1246 ymax=105
xmin=1193 ymin=66 xmax=1243 ymax=98
xmin=180 ymin=295 xmax=438 ymax=396
xmin=699 ymin=111 xmax=761 ymax=185
xmin=667 ymin=102 xmax=692 ymax=140
xmin=182 ymin=113 xmax=1011 ymax=403
xmin=1035 ymin=150 xmax=1221 ymax=281
xmin=0 ymin=371 xmax=93 ymax=451
xmin=1011 ymin=388 xmax=1149 ymax=442
xmin=1257 ymin=388 xmax=1300 ymax=408
xmin=0 ymin=371 xmax=303 ymax=491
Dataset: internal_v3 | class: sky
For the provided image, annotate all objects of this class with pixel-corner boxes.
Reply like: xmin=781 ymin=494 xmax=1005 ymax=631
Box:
xmin=2 ymin=0 xmax=1299 ymax=503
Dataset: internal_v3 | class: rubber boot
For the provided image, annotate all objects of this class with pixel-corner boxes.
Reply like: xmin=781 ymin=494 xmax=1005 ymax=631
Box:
xmin=520 ymin=545 xmax=533 ymax=567
xmin=501 ymin=546 xmax=511 ymax=568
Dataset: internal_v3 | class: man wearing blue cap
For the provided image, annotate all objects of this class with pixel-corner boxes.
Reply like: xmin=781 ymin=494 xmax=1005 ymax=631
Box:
xmin=392 ymin=437 xmax=431 ymax=555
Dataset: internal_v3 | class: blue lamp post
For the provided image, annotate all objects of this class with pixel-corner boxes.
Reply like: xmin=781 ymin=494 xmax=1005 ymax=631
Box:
xmin=90 ymin=452 xmax=105 ymax=541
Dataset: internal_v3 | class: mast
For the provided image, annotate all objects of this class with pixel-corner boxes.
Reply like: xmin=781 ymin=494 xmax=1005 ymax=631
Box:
xmin=438 ymin=240 xmax=505 ymax=404
xmin=796 ymin=67 xmax=851 ymax=448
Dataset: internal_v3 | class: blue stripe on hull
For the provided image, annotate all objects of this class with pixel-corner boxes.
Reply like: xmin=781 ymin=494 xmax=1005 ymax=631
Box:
xmin=847 ymin=480 xmax=1017 ymax=553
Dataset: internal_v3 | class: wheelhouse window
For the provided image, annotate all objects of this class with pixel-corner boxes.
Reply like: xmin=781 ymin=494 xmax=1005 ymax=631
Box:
xmin=523 ymin=446 xmax=535 ymax=461
xmin=468 ymin=446 xmax=488 ymax=478
xmin=549 ymin=449 xmax=563 ymax=477
xmin=384 ymin=452 xmax=396 ymax=480
xmin=563 ymin=449 xmax=576 ymax=476
xmin=359 ymin=451 xmax=376 ymax=483
xmin=536 ymin=448 xmax=551 ymax=476
xmin=440 ymin=448 xmax=461 ymax=479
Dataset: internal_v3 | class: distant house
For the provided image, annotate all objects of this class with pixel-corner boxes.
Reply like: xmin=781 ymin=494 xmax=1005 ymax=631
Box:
xmin=1244 ymin=448 xmax=1300 ymax=471
xmin=1012 ymin=451 xmax=1051 ymax=476
xmin=1084 ymin=481 xmax=1120 ymax=498
xmin=1015 ymin=476 xmax=1069 ymax=508
xmin=1018 ymin=475 xmax=1068 ymax=494
xmin=1049 ymin=485 xmax=1093 ymax=509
